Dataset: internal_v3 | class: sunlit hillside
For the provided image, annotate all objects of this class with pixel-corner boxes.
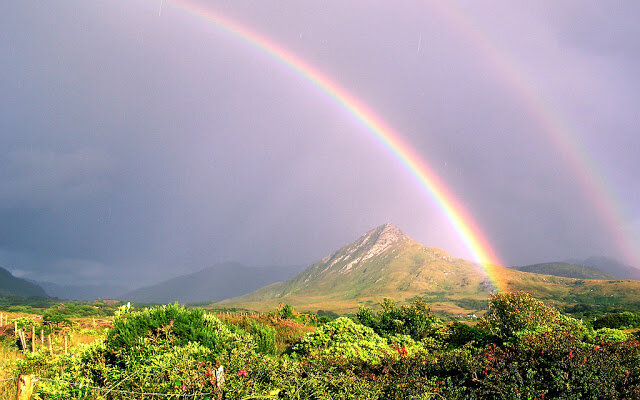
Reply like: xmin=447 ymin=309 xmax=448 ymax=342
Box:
xmin=223 ymin=224 xmax=640 ymax=315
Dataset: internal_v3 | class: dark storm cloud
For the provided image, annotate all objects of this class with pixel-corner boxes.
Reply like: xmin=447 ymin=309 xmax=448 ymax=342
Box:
xmin=1 ymin=0 xmax=639 ymax=286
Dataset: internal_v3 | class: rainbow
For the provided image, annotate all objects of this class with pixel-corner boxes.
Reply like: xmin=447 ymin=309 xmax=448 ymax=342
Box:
xmin=165 ymin=0 xmax=507 ymax=289
xmin=430 ymin=2 xmax=640 ymax=268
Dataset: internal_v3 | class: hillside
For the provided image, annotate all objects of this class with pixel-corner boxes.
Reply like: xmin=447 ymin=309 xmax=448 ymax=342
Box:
xmin=512 ymin=262 xmax=616 ymax=280
xmin=223 ymin=224 xmax=500 ymax=314
xmin=120 ymin=262 xmax=303 ymax=304
xmin=0 ymin=267 xmax=48 ymax=298
xmin=575 ymin=256 xmax=640 ymax=280
xmin=222 ymin=224 xmax=640 ymax=315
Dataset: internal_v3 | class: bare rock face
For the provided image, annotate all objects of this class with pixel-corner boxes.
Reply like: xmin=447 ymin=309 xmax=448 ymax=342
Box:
xmin=360 ymin=223 xmax=410 ymax=263
xmin=316 ymin=224 xmax=412 ymax=274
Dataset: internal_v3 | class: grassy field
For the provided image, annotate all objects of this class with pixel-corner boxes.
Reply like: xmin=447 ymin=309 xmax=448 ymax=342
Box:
xmin=0 ymin=312 xmax=108 ymax=399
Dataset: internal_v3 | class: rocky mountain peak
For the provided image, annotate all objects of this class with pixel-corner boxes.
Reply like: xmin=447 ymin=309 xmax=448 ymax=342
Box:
xmin=376 ymin=223 xmax=410 ymax=244
xmin=317 ymin=224 xmax=412 ymax=274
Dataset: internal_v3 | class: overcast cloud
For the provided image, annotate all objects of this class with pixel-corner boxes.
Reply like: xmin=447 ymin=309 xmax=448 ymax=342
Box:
xmin=1 ymin=0 xmax=638 ymax=286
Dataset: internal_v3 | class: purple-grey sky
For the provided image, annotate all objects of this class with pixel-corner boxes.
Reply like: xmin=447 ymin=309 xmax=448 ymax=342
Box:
xmin=1 ymin=0 xmax=639 ymax=287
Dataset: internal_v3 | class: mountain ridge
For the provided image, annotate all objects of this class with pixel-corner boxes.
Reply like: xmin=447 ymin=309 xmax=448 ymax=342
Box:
xmin=0 ymin=267 xmax=48 ymax=298
xmin=512 ymin=262 xmax=616 ymax=280
xmin=222 ymin=224 xmax=498 ymax=313
xmin=574 ymin=256 xmax=640 ymax=280
xmin=221 ymin=224 xmax=640 ymax=315
xmin=120 ymin=262 xmax=304 ymax=304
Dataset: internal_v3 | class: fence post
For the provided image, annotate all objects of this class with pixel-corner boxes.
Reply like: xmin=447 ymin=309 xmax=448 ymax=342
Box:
xmin=16 ymin=375 xmax=35 ymax=400
xmin=215 ymin=365 xmax=225 ymax=391
xmin=31 ymin=326 xmax=35 ymax=353
xmin=18 ymin=329 xmax=26 ymax=350
xmin=64 ymin=335 xmax=68 ymax=354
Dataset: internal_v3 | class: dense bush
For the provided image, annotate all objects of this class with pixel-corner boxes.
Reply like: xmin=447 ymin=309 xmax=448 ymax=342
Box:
xmin=593 ymin=311 xmax=640 ymax=330
xmin=480 ymin=291 xmax=562 ymax=339
xmin=106 ymin=303 xmax=247 ymax=357
xmin=9 ymin=294 xmax=640 ymax=399
xmin=356 ymin=297 xmax=441 ymax=340
xmin=594 ymin=327 xmax=630 ymax=343
xmin=446 ymin=321 xmax=498 ymax=348
xmin=292 ymin=317 xmax=392 ymax=365
xmin=245 ymin=320 xmax=277 ymax=354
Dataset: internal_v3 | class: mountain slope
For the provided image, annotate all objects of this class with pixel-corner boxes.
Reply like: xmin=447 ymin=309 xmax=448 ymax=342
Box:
xmin=0 ymin=267 xmax=48 ymax=298
xmin=577 ymin=256 xmax=640 ymax=280
xmin=120 ymin=262 xmax=303 ymax=304
xmin=224 ymin=224 xmax=500 ymax=314
xmin=33 ymin=281 xmax=127 ymax=301
xmin=223 ymin=224 xmax=640 ymax=315
xmin=512 ymin=262 xmax=616 ymax=280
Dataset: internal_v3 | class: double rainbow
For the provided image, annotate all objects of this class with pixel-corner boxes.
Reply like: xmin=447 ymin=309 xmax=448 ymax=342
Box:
xmin=166 ymin=0 xmax=506 ymax=289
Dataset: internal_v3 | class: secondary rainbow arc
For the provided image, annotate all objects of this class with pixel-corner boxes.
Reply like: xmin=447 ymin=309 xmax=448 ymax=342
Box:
xmin=166 ymin=0 xmax=506 ymax=289
xmin=430 ymin=2 xmax=640 ymax=268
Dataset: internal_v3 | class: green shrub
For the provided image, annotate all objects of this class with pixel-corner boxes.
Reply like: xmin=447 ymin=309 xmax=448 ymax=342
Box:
xmin=10 ymin=296 xmax=640 ymax=399
xmin=292 ymin=317 xmax=392 ymax=365
xmin=447 ymin=321 xmax=497 ymax=348
xmin=106 ymin=303 xmax=251 ymax=362
xmin=594 ymin=311 xmax=640 ymax=330
xmin=594 ymin=327 xmax=630 ymax=343
xmin=480 ymin=291 xmax=561 ymax=339
xmin=355 ymin=297 xmax=441 ymax=340
xmin=246 ymin=320 xmax=277 ymax=355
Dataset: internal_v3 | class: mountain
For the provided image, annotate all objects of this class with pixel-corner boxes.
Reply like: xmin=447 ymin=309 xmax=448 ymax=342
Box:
xmin=512 ymin=262 xmax=616 ymax=280
xmin=120 ymin=262 xmax=304 ymax=304
xmin=572 ymin=256 xmax=640 ymax=280
xmin=223 ymin=224 xmax=502 ymax=314
xmin=0 ymin=267 xmax=48 ymax=298
xmin=223 ymin=224 xmax=640 ymax=315
xmin=32 ymin=281 xmax=128 ymax=301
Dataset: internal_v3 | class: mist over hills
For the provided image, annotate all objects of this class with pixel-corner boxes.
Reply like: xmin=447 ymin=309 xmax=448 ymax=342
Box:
xmin=512 ymin=262 xmax=616 ymax=280
xmin=566 ymin=256 xmax=640 ymax=280
xmin=223 ymin=224 xmax=640 ymax=314
xmin=0 ymin=266 xmax=48 ymax=298
xmin=119 ymin=262 xmax=304 ymax=304
xmin=30 ymin=281 xmax=128 ymax=301
xmin=4 ymin=224 xmax=640 ymax=309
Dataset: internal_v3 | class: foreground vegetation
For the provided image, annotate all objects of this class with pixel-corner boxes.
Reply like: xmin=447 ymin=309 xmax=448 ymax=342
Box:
xmin=2 ymin=292 xmax=640 ymax=399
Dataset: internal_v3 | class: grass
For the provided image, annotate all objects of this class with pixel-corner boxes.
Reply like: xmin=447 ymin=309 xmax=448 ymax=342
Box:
xmin=0 ymin=342 xmax=21 ymax=399
xmin=0 ymin=310 xmax=110 ymax=398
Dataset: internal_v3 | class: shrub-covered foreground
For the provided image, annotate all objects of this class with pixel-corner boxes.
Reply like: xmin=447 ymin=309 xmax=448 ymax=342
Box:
xmin=7 ymin=292 xmax=640 ymax=399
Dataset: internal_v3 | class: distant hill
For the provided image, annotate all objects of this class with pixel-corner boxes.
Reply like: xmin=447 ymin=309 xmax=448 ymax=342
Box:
xmin=512 ymin=262 xmax=616 ymax=280
xmin=119 ymin=262 xmax=304 ymax=304
xmin=0 ymin=267 xmax=48 ymax=298
xmin=222 ymin=224 xmax=640 ymax=315
xmin=32 ymin=281 xmax=128 ymax=301
xmin=569 ymin=256 xmax=640 ymax=280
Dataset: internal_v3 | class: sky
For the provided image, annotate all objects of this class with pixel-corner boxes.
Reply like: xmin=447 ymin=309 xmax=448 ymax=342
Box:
xmin=1 ymin=0 xmax=639 ymax=287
